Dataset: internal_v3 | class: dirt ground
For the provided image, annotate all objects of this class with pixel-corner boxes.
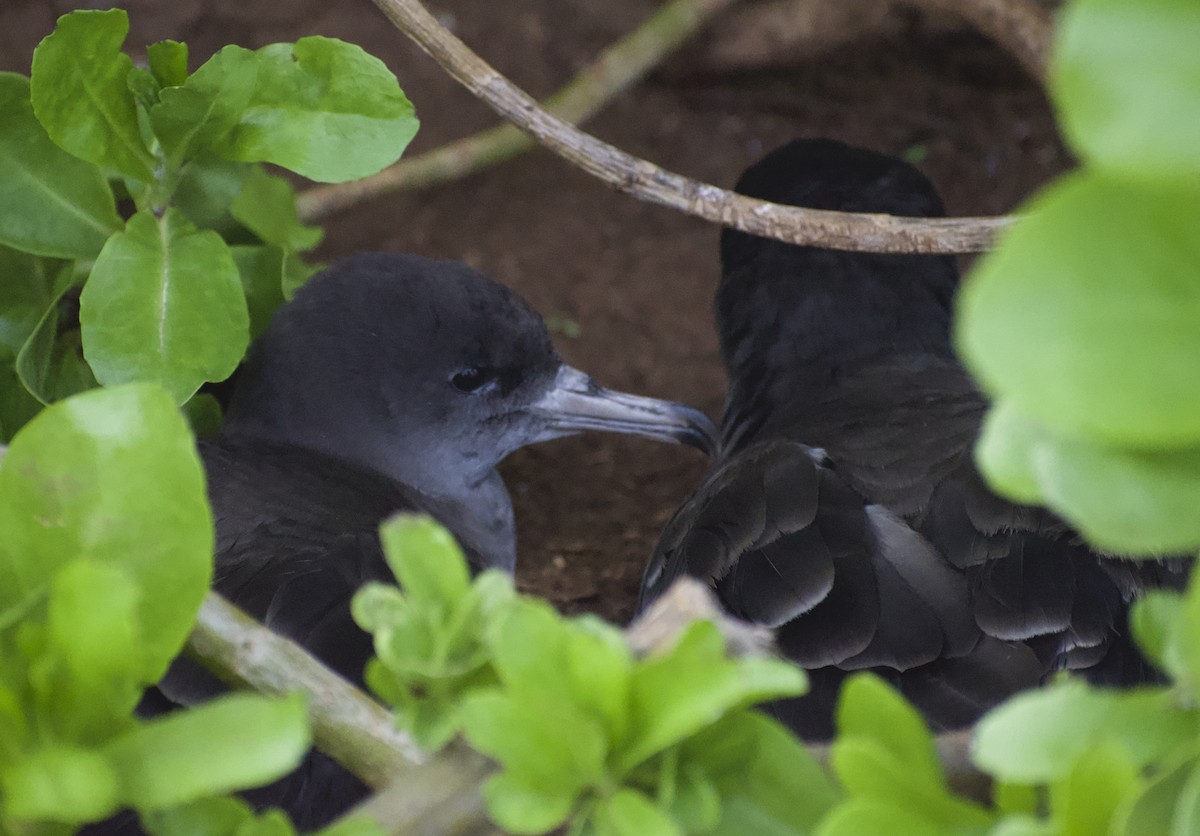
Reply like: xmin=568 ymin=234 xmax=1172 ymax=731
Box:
xmin=0 ymin=0 xmax=1069 ymax=623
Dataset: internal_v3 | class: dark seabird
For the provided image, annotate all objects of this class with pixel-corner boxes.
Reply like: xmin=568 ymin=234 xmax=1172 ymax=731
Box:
xmin=142 ymin=252 xmax=717 ymax=828
xmin=639 ymin=139 xmax=1185 ymax=740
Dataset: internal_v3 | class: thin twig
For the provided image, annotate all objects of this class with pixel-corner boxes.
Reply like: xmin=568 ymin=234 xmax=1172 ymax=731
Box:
xmin=363 ymin=0 xmax=1014 ymax=254
xmin=898 ymin=0 xmax=1054 ymax=80
xmin=297 ymin=0 xmax=737 ymax=221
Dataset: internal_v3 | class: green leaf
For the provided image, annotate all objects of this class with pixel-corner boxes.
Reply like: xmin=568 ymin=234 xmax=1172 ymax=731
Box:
xmin=172 ymin=154 xmax=252 ymax=231
xmin=685 ymin=710 xmax=839 ymax=835
xmin=281 ymin=251 xmax=320 ymax=300
xmin=80 ymin=209 xmax=249 ymax=403
xmin=150 ymin=46 xmax=257 ymax=165
xmin=831 ymin=737 xmax=993 ymax=829
xmin=0 ymin=246 xmax=68 ymax=356
xmin=956 ymin=172 xmax=1200 ymax=447
xmin=1130 ymin=591 xmax=1184 ymax=683
xmin=211 ymin=37 xmax=419 ymax=183
xmin=1111 ymin=750 xmax=1195 ymax=836
xmin=976 ymin=402 xmax=1200 ymax=554
xmin=44 ymin=560 xmax=144 ymax=740
xmin=973 ymin=681 xmax=1199 ymax=784
xmin=0 ymin=745 xmax=119 ymax=823
xmin=1052 ymin=0 xmax=1200 ymax=178
xmin=0 ymin=361 xmax=42 ymax=442
xmin=15 ymin=263 xmax=97 ymax=406
xmin=564 ymin=616 xmax=633 ymax=745
xmin=481 ymin=771 xmax=576 ymax=835
xmin=229 ymin=167 xmax=323 ymax=252
xmin=147 ymin=40 xmax=189 ymax=90
xmin=143 ymin=796 xmax=259 ymax=836
xmin=460 ymin=689 xmax=607 ymax=796
xmin=0 ymin=73 xmax=121 ymax=258
xmin=0 ymin=384 xmax=212 ymax=679
xmin=621 ymin=621 xmax=806 ymax=769
xmin=30 ymin=10 xmax=155 ymax=181
xmin=1051 ymin=741 xmax=1140 ymax=836
xmin=103 ymin=693 xmax=310 ymax=810
xmin=182 ymin=392 xmax=223 ymax=438
xmin=379 ymin=514 xmax=472 ymax=607
xmin=989 ymin=816 xmax=1059 ymax=836
xmin=592 ymin=789 xmax=681 ymax=836
xmin=230 ymin=245 xmax=288 ymax=339
xmin=815 ymin=799 xmax=941 ymax=836
xmin=1172 ymin=758 xmax=1200 ymax=836
xmin=836 ymin=673 xmax=944 ymax=789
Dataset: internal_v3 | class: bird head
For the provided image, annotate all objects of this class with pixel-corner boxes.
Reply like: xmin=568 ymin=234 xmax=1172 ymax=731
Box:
xmin=221 ymin=253 xmax=716 ymax=497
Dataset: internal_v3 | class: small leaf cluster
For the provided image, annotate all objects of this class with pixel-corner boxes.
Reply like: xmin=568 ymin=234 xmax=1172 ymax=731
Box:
xmin=0 ymin=9 xmax=418 ymax=439
xmin=355 ymin=515 xmax=835 ymax=835
xmin=352 ymin=516 xmax=515 ymax=750
xmin=0 ymin=385 xmax=310 ymax=832
xmin=955 ymin=0 xmax=1200 ymax=554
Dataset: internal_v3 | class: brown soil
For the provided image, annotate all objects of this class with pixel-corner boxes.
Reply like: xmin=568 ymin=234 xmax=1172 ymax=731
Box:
xmin=1 ymin=0 xmax=1069 ymax=623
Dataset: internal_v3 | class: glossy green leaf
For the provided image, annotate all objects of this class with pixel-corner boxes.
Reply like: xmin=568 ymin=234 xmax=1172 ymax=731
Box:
xmin=172 ymin=154 xmax=252 ymax=231
xmin=978 ymin=400 xmax=1200 ymax=554
xmin=182 ymin=392 xmax=222 ymax=438
xmin=211 ymin=37 xmax=418 ymax=182
xmin=150 ymin=46 xmax=257 ymax=164
xmin=230 ymin=245 xmax=288 ymax=339
xmin=30 ymin=10 xmax=154 ymax=181
xmin=229 ymin=167 xmax=323 ymax=252
xmin=80 ymin=209 xmax=249 ymax=403
xmin=0 ymin=246 xmax=67 ymax=355
xmin=103 ymin=693 xmax=309 ymax=810
xmin=836 ymin=673 xmax=943 ymax=789
xmin=0 ymin=362 xmax=41 ymax=442
xmin=126 ymin=67 xmax=160 ymax=111
xmin=0 ymin=384 xmax=212 ymax=679
xmin=973 ymin=681 xmax=1199 ymax=783
xmin=1052 ymin=0 xmax=1200 ymax=178
xmin=1 ymin=745 xmax=119 ymax=823
xmin=0 ymin=73 xmax=121 ymax=258
xmin=957 ymin=172 xmax=1200 ymax=447
xmin=621 ymin=621 xmax=806 ymax=769
xmin=481 ymin=771 xmax=576 ymax=835
xmin=147 ymin=40 xmax=189 ymax=89
xmin=592 ymin=789 xmax=680 ymax=836
xmin=379 ymin=514 xmax=472 ymax=607
xmin=15 ymin=263 xmax=96 ymax=406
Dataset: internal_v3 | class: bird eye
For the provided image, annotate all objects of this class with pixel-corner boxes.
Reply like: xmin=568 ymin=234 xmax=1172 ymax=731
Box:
xmin=450 ymin=366 xmax=496 ymax=393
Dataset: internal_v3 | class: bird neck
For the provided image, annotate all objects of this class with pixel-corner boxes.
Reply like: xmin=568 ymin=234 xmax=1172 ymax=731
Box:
xmin=413 ymin=469 xmax=518 ymax=572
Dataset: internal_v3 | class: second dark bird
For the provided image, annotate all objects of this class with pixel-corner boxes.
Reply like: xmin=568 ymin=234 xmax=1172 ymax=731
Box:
xmin=640 ymin=138 xmax=1186 ymax=740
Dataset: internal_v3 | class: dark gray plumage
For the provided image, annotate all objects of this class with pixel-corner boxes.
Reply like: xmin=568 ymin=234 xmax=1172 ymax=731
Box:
xmin=121 ymin=253 xmax=717 ymax=830
xmin=639 ymin=139 xmax=1186 ymax=739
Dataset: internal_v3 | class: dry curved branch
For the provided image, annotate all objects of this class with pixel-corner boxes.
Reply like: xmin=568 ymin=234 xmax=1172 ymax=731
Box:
xmin=298 ymin=0 xmax=737 ymax=221
xmin=899 ymin=0 xmax=1054 ymax=81
xmin=367 ymin=0 xmax=1015 ymax=254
